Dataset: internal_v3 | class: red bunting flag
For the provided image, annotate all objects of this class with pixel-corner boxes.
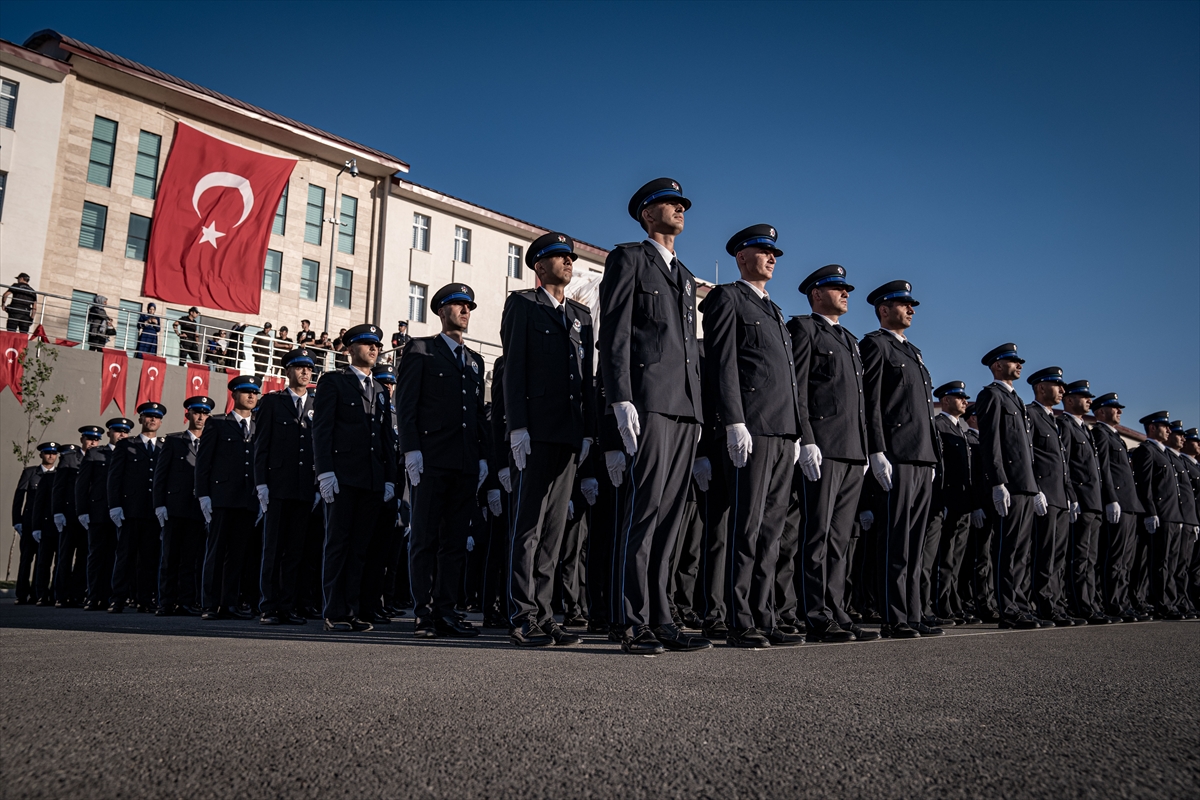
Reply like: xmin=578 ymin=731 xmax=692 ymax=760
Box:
xmin=223 ymin=368 xmax=239 ymax=413
xmin=185 ymin=361 xmax=210 ymax=399
xmin=261 ymin=375 xmax=286 ymax=395
xmin=143 ymin=122 xmax=297 ymax=314
xmin=136 ymin=354 xmax=168 ymax=407
xmin=100 ymin=349 xmax=128 ymax=415
xmin=0 ymin=331 xmax=28 ymax=403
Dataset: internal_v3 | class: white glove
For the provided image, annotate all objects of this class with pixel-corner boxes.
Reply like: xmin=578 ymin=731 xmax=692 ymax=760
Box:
xmin=13 ymin=524 xmax=21 ymax=535
xmin=1144 ymin=515 xmax=1159 ymax=533
xmin=510 ymin=428 xmax=532 ymax=471
xmin=466 ymin=535 xmax=475 ymax=552
xmin=383 ymin=482 xmax=395 ymax=503
xmin=1033 ymin=492 xmax=1048 ymax=517
xmin=487 ymin=489 xmax=503 ymax=516
xmin=798 ymin=444 xmax=823 ymax=483
xmin=605 ymin=450 xmax=626 ymax=488
xmin=869 ymin=452 xmax=893 ymax=492
xmin=53 ymin=513 xmax=66 ymax=532
xmin=1105 ymin=502 xmax=1121 ymax=524
xmin=404 ymin=451 xmax=423 ymax=487
xmin=1069 ymin=501 xmax=1080 ymax=523
xmin=313 ymin=492 xmax=321 ymax=511
xmin=477 ymin=460 xmax=488 ymax=492
xmin=793 ymin=440 xmax=802 ymax=464
xmin=155 ymin=507 xmax=168 ymax=528
xmin=726 ymin=423 xmax=753 ymax=469
xmin=859 ymin=510 xmax=874 ymax=531
xmin=199 ymin=496 xmax=213 ymax=525
xmin=256 ymin=484 xmax=270 ymax=515
xmin=568 ymin=501 xmax=575 ymax=521
xmin=971 ymin=509 xmax=987 ymax=529
xmin=580 ymin=477 xmax=599 ymax=506
xmin=32 ymin=529 xmax=41 ymax=544
xmin=498 ymin=467 xmax=512 ymax=494
xmin=992 ymin=485 xmax=1011 ymax=517
xmin=692 ymin=456 xmax=712 ymax=492
xmin=110 ymin=507 xmax=125 ymax=527
xmin=318 ymin=472 xmax=340 ymax=503
xmin=78 ymin=515 xmax=89 ymax=531
xmin=613 ymin=401 xmax=640 ymax=456
xmin=579 ymin=438 xmax=592 ymax=466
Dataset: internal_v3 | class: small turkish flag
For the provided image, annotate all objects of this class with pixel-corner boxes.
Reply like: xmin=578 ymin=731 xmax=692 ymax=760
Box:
xmin=224 ymin=368 xmax=239 ymax=413
xmin=137 ymin=354 xmax=168 ymax=407
xmin=262 ymin=375 xmax=286 ymax=395
xmin=100 ymin=349 xmax=128 ymax=415
xmin=186 ymin=362 xmax=210 ymax=400
xmin=144 ymin=122 xmax=297 ymax=314
xmin=0 ymin=331 xmax=28 ymax=403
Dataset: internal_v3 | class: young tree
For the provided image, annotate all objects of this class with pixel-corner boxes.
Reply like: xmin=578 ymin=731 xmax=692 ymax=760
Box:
xmin=10 ymin=345 xmax=67 ymax=467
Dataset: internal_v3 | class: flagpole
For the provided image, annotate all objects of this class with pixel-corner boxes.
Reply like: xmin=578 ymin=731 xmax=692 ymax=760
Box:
xmin=323 ymin=159 xmax=357 ymax=337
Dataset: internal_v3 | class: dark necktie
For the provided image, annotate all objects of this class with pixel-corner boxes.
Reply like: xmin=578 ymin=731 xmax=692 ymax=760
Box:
xmin=454 ymin=345 xmax=463 ymax=369
xmin=240 ymin=418 xmax=250 ymax=441
xmin=295 ymin=395 xmax=303 ymax=417
xmin=145 ymin=439 xmax=153 ymax=454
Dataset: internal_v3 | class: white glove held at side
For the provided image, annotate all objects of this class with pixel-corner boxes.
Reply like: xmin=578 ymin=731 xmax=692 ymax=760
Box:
xmin=798 ymin=444 xmax=823 ymax=483
xmin=1144 ymin=515 xmax=1159 ymax=533
xmin=605 ymin=450 xmax=626 ymax=488
xmin=971 ymin=509 xmax=987 ymax=529
xmin=612 ymin=401 xmax=640 ymax=456
xmin=155 ymin=507 xmax=168 ymax=528
xmin=579 ymin=438 xmax=592 ymax=466
xmin=1105 ymin=502 xmax=1121 ymax=524
xmin=487 ymin=489 xmax=503 ymax=516
xmin=109 ymin=507 xmax=125 ymax=527
xmin=1033 ymin=492 xmax=1048 ymax=517
xmin=54 ymin=513 xmax=66 ymax=532
xmin=510 ymin=428 xmax=531 ymax=471
xmin=404 ymin=451 xmax=423 ymax=488
xmin=859 ymin=510 xmax=874 ymax=531
xmin=869 ymin=452 xmax=893 ymax=492
xmin=198 ymin=496 xmax=213 ymax=525
xmin=78 ymin=515 xmax=89 ymax=531
xmin=318 ymin=472 xmax=340 ymax=503
xmin=992 ymin=485 xmax=1011 ymax=517
xmin=477 ymin=460 xmax=488 ymax=492
xmin=256 ymin=484 xmax=270 ymax=515
xmin=498 ymin=467 xmax=512 ymax=494
xmin=383 ymin=482 xmax=395 ymax=503
xmin=580 ymin=477 xmax=599 ymax=506
xmin=692 ymin=457 xmax=712 ymax=492
xmin=726 ymin=423 xmax=753 ymax=469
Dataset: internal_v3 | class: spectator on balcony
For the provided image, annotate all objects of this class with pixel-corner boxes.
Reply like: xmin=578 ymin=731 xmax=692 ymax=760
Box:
xmin=205 ymin=330 xmax=229 ymax=368
xmin=86 ymin=296 xmax=115 ymax=351
xmin=3 ymin=272 xmax=38 ymax=334
xmin=135 ymin=303 xmax=160 ymax=358
xmin=273 ymin=326 xmax=293 ymax=373
xmin=228 ymin=322 xmax=249 ymax=371
xmin=332 ymin=328 xmax=349 ymax=369
xmin=391 ymin=320 xmax=411 ymax=352
xmin=252 ymin=322 xmax=273 ymax=377
xmin=173 ymin=307 xmax=202 ymax=363
xmin=296 ymin=319 xmax=316 ymax=346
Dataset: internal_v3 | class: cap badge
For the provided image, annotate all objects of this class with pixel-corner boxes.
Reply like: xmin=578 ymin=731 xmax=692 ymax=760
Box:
xmin=557 ymin=235 xmax=566 ymax=243
xmin=769 ymin=228 xmax=776 ymax=237
xmin=905 ymin=282 xmax=911 ymax=291
xmin=460 ymin=286 xmax=468 ymax=293
xmin=670 ymin=181 xmax=679 ymax=190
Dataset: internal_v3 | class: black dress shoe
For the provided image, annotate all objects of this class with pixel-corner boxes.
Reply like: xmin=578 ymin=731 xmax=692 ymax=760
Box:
xmin=652 ymin=623 xmax=712 ymax=652
xmin=348 ymin=617 xmax=375 ymax=632
xmin=621 ymin=626 xmax=665 ymax=655
xmin=260 ymin=612 xmax=283 ymax=625
xmin=1037 ymin=617 xmax=1057 ymax=627
xmin=882 ymin=623 xmax=921 ymax=639
xmin=923 ymin=615 xmax=954 ymax=627
xmin=200 ymin=608 xmax=225 ymax=620
xmin=224 ymin=606 xmax=253 ymax=620
xmin=702 ymin=619 xmax=729 ymax=639
xmin=607 ymin=624 xmax=625 ymax=643
xmin=323 ymin=618 xmax=353 ymax=632
xmin=510 ymin=621 xmax=553 ymax=647
xmin=300 ymin=606 xmax=323 ymax=620
xmin=764 ymin=628 xmax=805 ymax=647
xmin=679 ymin=610 xmax=705 ymax=630
xmin=414 ymin=619 xmax=438 ymax=638
xmin=915 ymin=622 xmax=945 ymax=636
xmin=586 ymin=620 xmax=610 ymax=634
xmin=775 ymin=619 xmax=803 ymax=635
xmin=726 ymin=628 xmax=771 ymax=648
xmin=1085 ymin=615 xmax=1110 ymax=625
xmin=155 ymin=607 xmax=172 ymax=617
xmin=844 ymin=624 xmax=881 ymax=641
xmin=279 ymin=611 xmax=306 ymax=625
xmin=107 ymin=603 xmax=124 ymax=614
xmin=544 ymin=621 xmax=582 ymax=646
xmin=977 ymin=609 xmax=1001 ymax=623
xmin=999 ymin=615 xmax=1040 ymax=629
xmin=35 ymin=599 xmax=51 ymax=607
xmin=806 ymin=620 xmax=854 ymax=643
xmin=367 ymin=611 xmax=392 ymax=625
xmin=483 ymin=615 xmax=509 ymax=629
xmin=1050 ymin=615 xmax=1075 ymax=627
xmin=434 ymin=615 xmax=479 ymax=637
xmin=562 ymin=614 xmax=589 ymax=628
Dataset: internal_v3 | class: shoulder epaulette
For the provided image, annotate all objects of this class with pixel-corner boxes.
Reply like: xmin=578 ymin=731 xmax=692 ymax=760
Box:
xmin=566 ymin=297 xmax=590 ymax=313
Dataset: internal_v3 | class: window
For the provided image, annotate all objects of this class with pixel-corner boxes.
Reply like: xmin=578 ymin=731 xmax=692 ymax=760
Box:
xmin=262 ymin=249 xmax=282 ymax=293
xmin=334 ymin=268 xmax=352 ymax=309
xmin=454 ymin=226 xmax=471 ymax=263
xmin=305 ymin=184 xmax=325 ymax=245
xmin=337 ymin=195 xmax=357 ymax=254
xmin=133 ymin=131 xmax=161 ymax=199
xmin=125 ymin=213 xmax=151 ymax=260
xmin=87 ymin=116 xmax=118 ymax=187
xmin=79 ymin=202 xmax=108 ymax=250
xmin=0 ymin=80 xmax=16 ymax=128
xmin=408 ymin=283 xmax=427 ymax=323
xmin=412 ymin=213 xmax=430 ymax=251
xmin=115 ymin=300 xmax=143 ymax=352
xmin=66 ymin=290 xmax=98 ymax=346
xmin=0 ymin=172 xmax=6 ymax=220
xmin=300 ymin=258 xmax=319 ymax=301
xmin=507 ymin=244 xmax=523 ymax=279
xmin=272 ymin=183 xmax=288 ymax=236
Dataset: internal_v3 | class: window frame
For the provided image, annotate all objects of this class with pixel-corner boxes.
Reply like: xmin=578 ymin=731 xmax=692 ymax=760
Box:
xmin=299 ymin=257 xmax=320 ymax=301
xmin=132 ymin=131 xmax=161 ymax=199
xmin=304 ymin=184 xmax=325 ymax=245
xmin=408 ymin=282 xmax=427 ymax=324
xmin=0 ymin=79 xmax=18 ymax=129
xmin=507 ymin=243 xmax=523 ymax=279
xmin=125 ymin=213 xmax=152 ymax=260
xmin=412 ymin=213 xmax=430 ymax=251
xmin=334 ymin=267 xmax=353 ymax=309
xmin=87 ymin=116 xmax=118 ymax=187
xmin=262 ymin=249 xmax=283 ymax=293
xmin=338 ymin=195 xmax=357 ymax=254
xmin=79 ymin=201 xmax=108 ymax=251
xmin=454 ymin=226 xmax=472 ymax=263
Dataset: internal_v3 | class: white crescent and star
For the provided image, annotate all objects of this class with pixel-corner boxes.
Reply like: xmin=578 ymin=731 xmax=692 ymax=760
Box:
xmin=192 ymin=377 xmax=204 ymax=390
xmin=4 ymin=347 xmax=18 ymax=364
xmin=108 ymin=364 xmax=122 ymax=377
xmin=147 ymin=366 xmax=160 ymax=380
xmin=192 ymin=171 xmax=255 ymax=249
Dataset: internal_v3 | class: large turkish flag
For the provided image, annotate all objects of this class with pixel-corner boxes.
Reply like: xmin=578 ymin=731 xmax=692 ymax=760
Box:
xmin=100 ymin=349 xmax=127 ymax=415
xmin=136 ymin=354 xmax=168 ymax=407
xmin=144 ymin=122 xmax=297 ymax=314
xmin=0 ymin=331 xmax=27 ymax=403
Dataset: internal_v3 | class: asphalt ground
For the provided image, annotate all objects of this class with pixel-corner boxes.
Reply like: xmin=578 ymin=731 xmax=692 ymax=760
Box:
xmin=1 ymin=601 xmax=1197 ymax=800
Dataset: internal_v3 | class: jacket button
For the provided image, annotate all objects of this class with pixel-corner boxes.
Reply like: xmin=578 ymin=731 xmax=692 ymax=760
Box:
xmin=462 ymin=423 xmax=467 ymax=429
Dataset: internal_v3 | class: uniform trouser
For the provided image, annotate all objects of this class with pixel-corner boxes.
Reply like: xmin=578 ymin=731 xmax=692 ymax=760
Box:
xmin=991 ymin=493 xmax=1036 ymax=619
xmin=850 ymin=524 xmax=878 ymax=616
xmin=558 ymin=504 xmax=589 ymax=618
xmin=34 ymin=528 xmax=59 ymax=602
xmin=966 ymin=515 xmax=996 ymax=614
xmin=1146 ymin=521 xmax=1182 ymax=612
xmin=919 ymin=505 xmax=944 ymax=620
xmin=321 ymin=486 xmax=382 ymax=621
xmin=300 ymin=505 xmax=326 ymax=611
xmin=584 ymin=472 xmax=623 ymax=627
xmin=879 ymin=464 xmax=934 ymax=627
xmin=725 ymin=436 xmax=793 ymax=632
xmin=1031 ymin=506 xmax=1071 ymax=618
xmin=15 ymin=530 xmax=37 ymax=601
xmin=509 ymin=444 xmax=576 ymax=626
xmin=86 ymin=517 xmax=117 ymax=604
xmin=474 ymin=496 xmax=506 ymax=618
xmin=935 ymin=507 xmax=972 ymax=618
xmin=799 ymin=459 xmax=865 ymax=629
xmin=408 ymin=468 xmax=473 ymax=621
xmin=111 ymin=517 xmax=161 ymax=607
xmin=1173 ymin=528 xmax=1196 ymax=611
xmin=1068 ymin=511 xmax=1103 ymax=617
xmin=1187 ymin=532 xmax=1200 ymax=610
xmin=1101 ymin=514 xmax=1138 ymax=615
xmin=360 ymin=499 xmax=397 ymax=617
xmin=259 ymin=501 xmax=313 ymax=615
xmin=202 ymin=507 xmax=254 ymax=610
xmin=55 ymin=521 xmax=88 ymax=604
xmin=614 ymin=413 xmax=699 ymax=629
xmin=158 ymin=516 xmax=204 ymax=609
xmin=778 ymin=473 xmax=805 ymax=625
xmin=670 ymin=490 xmax=703 ymax=620
xmin=693 ymin=459 xmax=731 ymax=626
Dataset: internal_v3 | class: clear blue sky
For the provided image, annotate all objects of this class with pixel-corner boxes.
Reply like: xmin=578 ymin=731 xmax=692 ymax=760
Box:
xmin=5 ymin=1 xmax=1198 ymax=425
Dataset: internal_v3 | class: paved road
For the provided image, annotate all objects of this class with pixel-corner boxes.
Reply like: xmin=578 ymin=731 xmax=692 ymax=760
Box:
xmin=1 ymin=602 xmax=1197 ymax=799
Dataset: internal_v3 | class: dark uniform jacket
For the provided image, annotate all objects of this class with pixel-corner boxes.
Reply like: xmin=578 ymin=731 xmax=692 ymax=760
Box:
xmin=75 ymin=446 xmax=113 ymax=522
xmin=1092 ymin=423 xmax=1143 ymax=513
xmin=1181 ymin=455 xmax=1200 ymax=524
xmin=1057 ymin=415 xmax=1103 ymax=512
xmin=12 ymin=466 xmax=49 ymax=532
xmin=500 ymin=289 xmax=595 ymax=448
xmin=786 ymin=314 xmax=867 ymax=462
xmin=597 ymin=241 xmax=702 ymax=420
xmin=859 ymin=330 xmax=939 ymax=466
xmin=1166 ymin=449 xmax=1199 ymax=527
xmin=195 ymin=414 xmax=257 ymax=511
xmin=1131 ymin=441 xmax=1183 ymax=524
xmin=1027 ymin=404 xmax=1075 ymax=509
xmin=488 ymin=357 xmax=510 ymax=477
xmin=699 ymin=282 xmax=800 ymax=438
xmin=976 ymin=383 xmax=1038 ymax=495
xmin=966 ymin=427 xmax=988 ymax=512
xmin=108 ymin=435 xmax=163 ymax=519
xmin=254 ymin=390 xmax=316 ymax=500
xmin=313 ymin=367 xmax=397 ymax=489
xmin=933 ymin=414 xmax=972 ymax=511
xmin=51 ymin=447 xmax=85 ymax=523
xmin=153 ymin=432 xmax=202 ymax=520
xmin=394 ymin=338 xmax=486 ymax=474
xmin=30 ymin=468 xmax=60 ymax=535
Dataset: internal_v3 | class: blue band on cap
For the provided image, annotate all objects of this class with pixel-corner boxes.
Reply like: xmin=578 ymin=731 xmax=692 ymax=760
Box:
xmin=1096 ymin=399 xmax=1119 ymax=407
xmin=944 ymin=388 xmax=969 ymax=397
xmin=140 ymin=409 xmax=165 ymax=417
xmin=534 ymin=243 xmax=573 ymax=260
xmin=109 ymin=424 xmax=131 ymax=431
xmin=1148 ymin=416 xmax=1169 ymax=424
xmin=1033 ymin=375 xmax=1063 ymax=383
xmin=992 ymin=351 xmax=1019 ymax=361
xmin=375 ymin=375 xmax=396 ymax=384
xmin=812 ymin=275 xmax=847 ymax=288
xmin=1066 ymin=387 xmax=1089 ymax=394
xmin=638 ymin=188 xmax=683 ymax=210
xmin=347 ymin=333 xmax=382 ymax=344
xmin=878 ymin=290 xmax=913 ymax=302
xmin=82 ymin=432 xmax=103 ymax=438
xmin=285 ymin=357 xmax=315 ymax=368
xmin=437 ymin=293 xmax=472 ymax=306
xmin=186 ymin=402 xmax=213 ymax=411
xmin=230 ymin=381 xmax=259 ymax=393
xmin=737 ymin=237 xmax=777 ymax=251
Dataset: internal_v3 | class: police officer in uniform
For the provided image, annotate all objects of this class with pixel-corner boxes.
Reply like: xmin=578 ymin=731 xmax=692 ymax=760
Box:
xmin=501 ymin=233 xmax=593 ymax=647
xmin=52 ymin=427 xmax=102 ymax=606
xmin=929 ymin=382 xmax=977 ymax=624
xmin=12 ymin=442 xmax=58 ymax=604
xmin=396 ymin=290 xmax=487 ymax=638
xmin=196 ymin=376 xmax=260 ymax=620
xmin=315 ymin=324 xmax=397 ymax=632
xmin=1179 ymin=428 xmax=1200 ymax=610
xmin=107 ymin=402 xmax=165 ymax=612
xmin=77 ymin=418 xmax=131 ymax=609
xmin=1131 ymin=411 xmax=1185 ymax=617
xmin=960 ymin=403 xmax=998 ymax=621
xmin=1089 ymin=393 xmax=1146 ymax=621
xmin=153 ymin=396 xmax=211 ymax=615
xmin=1165 ymin=420 xmax=1199 ymax=618
xmin=360 ymin=361 xmax=400 ymax=625
xmin=31 ymin=444 xmax=73 ymax=605
xmin=255 ymin=348 xmax=317 ymax=625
